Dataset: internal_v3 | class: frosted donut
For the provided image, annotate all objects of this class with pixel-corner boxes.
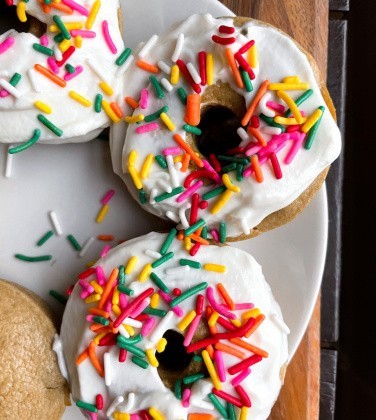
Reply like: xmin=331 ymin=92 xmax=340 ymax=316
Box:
xmin=0 ymin=0 xmax=125 ymax=147
xmin=112 ymin=14 xmax=341 ymax=241
xmin=60 ymin=231 xmax=289 ymax=419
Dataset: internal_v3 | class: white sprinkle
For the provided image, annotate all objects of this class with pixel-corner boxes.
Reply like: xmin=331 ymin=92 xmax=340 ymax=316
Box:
xmin=237 ymin=127 xmax=251 ymax=147
xmin=106 ymin=396 xmax=124 ymax=418
xmin=0 ymin=79 xmax=21 ymax=98
xmin=190 ymin=397 xmax=215 ymax=411
xmin=261 ymin=125 xmax=282 ymax=135
xmin=179 ymin=202 xmax=191 ymax=228
xmin=240 ymin=218 xmax=250 ymax=235
xmin=28 ymin=69 xmax=41 ymax=93
xmin=171 ymin=33 xmax=184 ymax=62
xmin=52 ymin=334 xmax=68 ymax=380
xmin=165 ymin=265 xmax=190 ymax=275
xmin=79 ymin=236 xmax=95 ymax=258
xmin=118 ymin=324 xmax=130 ymax=338
xmin=53 ymin=45 xmax=63 ymax=61
xmin=156 ymin=179 xmax=172 ymax=193
xmin=116 ymin=54 xmax=134 ymax=77
xmin=186 ymin=62 xmax=201 ymax=84
xmin=122 ymin=392 xmax=135 ymax=412
xmin=149 ymin=310 xmax=174 ymax=345
xmin=149 ymin=188 xmax=158 ymax=204
xmin=166 ymin=211 xmax=180 ymax=223
xmin=104 ymin=352 xmax=111 ymax=386
xmin=166 ymin=155 xmax=180 ymax=188
xmin=175 ymin=161 xmax=182 ymax=171
xmin=49 ymin=211 xmax=63 ymax=236
xmin=271 ymin=313 xmax=290 ymax=334
xmin=161 ymin=77 xmax=173 ymax=92
xmin=258 ymin=92 xmax=274 ymax=117
xmin=158 ymin=60 xmax=171 ymax=74
xmin=145 ymin=250 xmax=162 ymax=259
xmin=86 ymin=58 xmax=109 ymax=83
xmin=5 ymin=146 xmax=13 ymax=178
xmin=123 ymin=318 xmax=143 ymax=328
xmin=138 ymin=34 xmax=158 ymax=58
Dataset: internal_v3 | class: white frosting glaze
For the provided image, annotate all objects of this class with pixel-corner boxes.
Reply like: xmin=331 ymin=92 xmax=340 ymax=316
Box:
xmin=111 ymin=14 xmax=341 ymax=238
xmin=0 ymin=0 xmax=124 ymax=143
xmin=60 ymin=232 xmax=288 ymax=419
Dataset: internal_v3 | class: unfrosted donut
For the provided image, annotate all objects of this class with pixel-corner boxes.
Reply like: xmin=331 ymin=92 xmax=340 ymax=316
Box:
xmin=60 ymin=231 xmax=289 ymax=419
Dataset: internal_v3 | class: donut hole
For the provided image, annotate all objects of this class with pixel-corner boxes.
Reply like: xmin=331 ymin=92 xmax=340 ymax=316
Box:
xmin=0 ymin=4 xmax=46 ymax=37
xmin=156 ymin=330 xmax=193 ymax=372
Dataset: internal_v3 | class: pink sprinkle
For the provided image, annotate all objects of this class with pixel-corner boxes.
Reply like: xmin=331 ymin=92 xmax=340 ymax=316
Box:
xmin=88 ymin=412 xmax=97 ymax=420
xmin=163 ymin=147 xmax=181 ymax=156
xmin=158 ymin=290 xmax=183 ymax=317
xmin=182 ymin=389 xmax=191 ymax=408
xmin=183 ymin=314 xmax=201 ymax=346
xmin=257 ymin=139 xmax=286 ymax=158
xmin=0 ymin=36 xmax=15 ymax=55
xmin=231 ymin=368 xmax=252 ymax=386
xmin=70 ymin=29 xmax=96 ymax=38
xmin=245 ymin=144 xmax=262 ymax=157
xmin=101 ymin=189 xmax=115 ymax=205
xmin=139 ymin=88 xmax=149 ymax=109
xmin=284 ymin=132 xmax=305 ymax=164
xmin=214 ymin=350 xmax=226 ymax=382
xmin=119 ymin=293 xmax=128 ymax=309
xmin=95 ymin=266 xmax=107 ymax=286
xmin=206 ymin=287 xmax=236 ymax=320
xmin=64 ymin=65 xmax=83 ymax=81
xmin=86 ymin=315 xmax=95 ymax=322
xmin=80 ymin=290 xmax=90 ymax=299
xmin=102 ymin=20 xmax=117 ymax=54
xmin=40 ymin=35 xmax=49 ymax=47
xmin=79 ymin=279 xmax=94 ymax=293
xmin=141 ymin=317 xmax=155 ymax=336
xmin=47 ymin=57 xmax=59 ymax=74
xmin=100 ymin=245 xmax=111 ymax=258
xmin=266 ymin=100 xmax=285 ymax=113
xmin=234 ymin=303 xmax=254 ymax=310
xmin=177 ymin=180 xmax=203 ymax=203
xmin=211 ymin=229 xmax=220 ymax=242
xmin=136 ymin=122 xmax=159 ymax=134
xmin=104 ymin=301 xmax=112 ymax=313
xmin=288 ymin=131 xmax=301 ymax=141
xmin=62 ymin=0 xmax=89 ymax=16
xmin=129 ymin=298 xmax=150 ymax=318
xmin=130 ymin=415 xmax=142 ymax=420
xmin=0 ymin=88 xmax=10 ymax=98
xmin=202 ymin=159 xmax=221 ymax=183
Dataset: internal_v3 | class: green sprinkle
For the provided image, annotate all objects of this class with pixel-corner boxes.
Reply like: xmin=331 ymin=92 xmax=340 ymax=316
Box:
xmin=219 ymin=222 xmax=226 ymax=244
xmin=8 ymin=129 xmax=41 ymax=154
xmin=116 ymin=47 xmax=132 ymax=66
xmin=54 ymin=33 xmax=65 ymax=43
xmin=15 ymin=253 xmax=52 ymax=262
xmin=49 ymin=289 xmax=68 ymax=305
xmin=201 ymin=226 xmax=208 ymax=240
xmin=44 ymin=0 xmax=51 ymax=4
xmin=193 ymin=355 xmax=203 ymax=363
xmin=184 ymin=219 xmax=206 ymax=237
xmin=284 ymin=89 xmax=314 ymax=117
xmin=32 ymin=43 xmax=54 ymax=56
xmin=67 ymin=234 xmax=82 ymax=251
xmin=76 ymin=400 xmax=98 ymax=413
xmin=94 ymin=94 xmax=103 ymax=113
xmin=202 ymin=185 xmax=227 ymax=200
xmin=143 ymin=307 xmax=167 ymax=317
xmin=118 ymin=265 xmax=126 ymax=285
xmin=92 ymin=316 xmax=109 ymax=326
xmin=37 ymin=114 xmax=63 ymax=137
xmin=174 ymin=379 xmax=182 ymax=400
xmin=155 ymin=155 xmax=168 ymax=169
xmin=177 ymin=87 xmax=187 ymax=105
xmin=183 ymin=124 xmax=202 ymax=135
xmin=217 ymin=155 xmax=249 ymax=165
xmin=154 ymin=187 xmax=184 ymax=203
xmin=37 ymin=230 xmax=54 ymax=247
xmin=221 ymin=162 xmax=237 ymax=173
xmin=53 ymin=15 xmax=71 ymax=40
xmin=139 ymin=189 xmax=147 ymax=204
xmin=117 ymin=342 xmax=146 ymax=358
xmin=240 ymin=68 xmax=253 ymax=92
xmin=259 ymin=113 xmax=285 ymax=131
xmin=179 ymin=259 xmax=201 ymax=269
xmin=144 ymin=106 xmax=169 ymax=122
xmin=149 ymin=75 xmax=164 ymax=99
xmin=160 ymin=228 xmax=177 ymax=255
xmin=208 ymin=393 xmax=229 ymax=419
xmin=151 ymin=251 xmax=174 ymax=268
xmin=117 ymin=285 xmax=134 ymax=296
xmin=170 ymin=282 xmax=208 ymax=307
xmin=150 ymin=272 xmax=170 ymax=293
xmin=305 ymin=106 xmax=325 ymax=150
xmin=183 ymin=372 xmax=205 ymax=385
xmin=9 ymin=72 xmax=22 ymax=87
xmin=227 ymin=402 xmax=236 ymax=420
xmin=131 ymin=355 xmax=149 ymax=369
xmin=236 ymin=164 xmax=244 ymax=182
xmin=65 ymin=64 xmax=76 ymax=74
xmin=118 ymin=334 xmax=142 ymax=345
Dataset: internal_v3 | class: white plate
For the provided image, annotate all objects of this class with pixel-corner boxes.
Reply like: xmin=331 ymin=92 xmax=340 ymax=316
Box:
xmin=0 ymin=1 xmax=328 ymax=418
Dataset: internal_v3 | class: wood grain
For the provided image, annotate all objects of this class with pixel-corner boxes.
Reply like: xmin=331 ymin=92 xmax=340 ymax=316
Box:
xmin=218 ymin=1 xmax=329 ymax=419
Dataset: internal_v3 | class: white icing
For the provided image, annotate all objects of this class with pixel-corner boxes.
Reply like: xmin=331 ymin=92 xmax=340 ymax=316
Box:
xmin=111 ymin=14 xmax=341 ymax=238
xmin=60 ymin=232 xmax=288 ymax=419
xmin=0 ymin=0 xmax=124 ymax=143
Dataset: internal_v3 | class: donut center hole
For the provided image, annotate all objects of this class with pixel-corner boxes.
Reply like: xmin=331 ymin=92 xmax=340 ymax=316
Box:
xmin=156 ymin=330 xmax=193 ymax=372
xmin=0 ymin=4 xmax=46 ymax=37
xmin=195 ymin=105 xmax=244 ymax=157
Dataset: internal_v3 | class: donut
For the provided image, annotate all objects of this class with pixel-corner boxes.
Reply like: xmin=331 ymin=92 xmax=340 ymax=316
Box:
xmin=60 ymin=231 xmax=289 ymax=419
xmin=0 ymin=0 xmax=126 ymax=147
xmin=111 ymin=14 xmax=341 ymax=241
xmin=0 ymin=278 xmax=69 ymax=419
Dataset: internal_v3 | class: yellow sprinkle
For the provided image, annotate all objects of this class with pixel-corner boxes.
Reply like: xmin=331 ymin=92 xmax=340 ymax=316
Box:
xmin=49 ymin=22 xmax=83 ymax=32
xmin=128 ymin=166 xmax=143 ymax=190
xmin=84 ymin=293 xmax=101 ymax=304
xmin=139 ymin=263 xmax=152 ymax=282
xmin=102 ymin=100 xmax=121 ymax=123
xmin=125 ymin=114 xmax=145 ymax=124
xmin=240 ymin=406 xmax=249 ymax=420
xmin=178 ymin=310 xmax=196 ymax=331
xmin=277 ymin=90 xmax=303 ymax=124
xmin=146 ymin=349 xmax=159 ymax=367
xmin=210 ymin=189 xmax=233 ymax=215
xmin=113 ymin=412 xmax=130 ymax=420
xmin=112 ymin=287 xmax=120 ymax=305
xmin=173 ymin=155 xmax=183 ymax=163
xmin=99 ymin=81 xmax=114 ymax=96
xmin=150 ymin=293 xmax=160 ymax=309
xmin=268 ymin=82 xmax=309 ymax=91
xmin=184 ymin=237 xmax=192 ymax=251
xmin=124 ymin=324 xmax=135 ymax=336
xmin=241 ymin=307 xmax=261 ymax=320
xmin=156 ymin=338 xmax=167 ymax=353
xmin=86 ymin=0 xmax=101 ymax=30
xmin=274 ymin=116 xmax=307 ymax=125
xmin=96 ymin=204 xmax=109 ymax=223
xmin=128 ymin=150 xmax=137 ymax=167
xmin=140 ymin=154 xmax=154 ymax=179
xmin=160 ymin=112 xmax=175 ymax=131
xmin=16 ymin=2 xmax=27 ymax=23
xmin=34 ymin=100 xmax=52 ymax=114
xmin=69 ymin=90 xmax=92 ymax=107
xmin=149 ymin=407 xmax=165 ymax=420
xmin=231 ymin=318 xmax=242 ymax=327
xmin=204 ymin=263 xmax=226 ymax=273
xmin=283 ymin=75 xmax=300 ymax=84
xmin=93 ymin=332 xmax=107 ymax=345
xmin=75 ymin=36 xmax=83 ymax=48
xmin=206 ymin=53 xmax=214 ymax=85
xmin=170 ymin=64 xmax=180 ymax=85
xmin=208 ymin=311 xmax=219 ymax=328
xmin=202 ymin=349 xmax=221 ymax=390
xmin=125 ymin=256 xmax=138 ymax=274
xmin=90 ymin=280 xmax=103 ymax=295
xmin=59 ymin=39 xmax=71 ymax=52
xmin=222 ymin=173 xmax=240 ymax=193
xmin=112 ymin=304 xmax=121 ymax=316
xmin=248 ymin=44 xmax=258 ymax=68
xmin=301 ymin=108 xmax=323 ymax=133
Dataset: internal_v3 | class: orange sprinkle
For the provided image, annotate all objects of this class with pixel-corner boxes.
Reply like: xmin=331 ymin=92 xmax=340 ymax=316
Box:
xmin=89 ymin=308 xmax=110 ymax=318
xmin=189 ymin=234 xmax=209 ymax=245
xmin=89 ymin=323 xmax=108 ymax=332
xmin=136 ymin=60 xmax=159 ymax=73
xmin=76 ymin=348 xmax=89 ymax=365
xmin=34 ymin=64 xmax=66 ymax=87
xmin=125 ymin=96 xmax=140 ymax=109
xmin=215 ymin=342 xmax=246 ymax=359
xmin=230 ymin=338 xmax=269 ymax=358
xmin=110 ymin=102 xmax=124 ymax=119
xmin=181 ymin=154 xmax=191 ymax=172
xmin=46 ymin=0 xmax=73 ymax=13
xmin=250 ymin=155 xmax=264 ymax=183
xmin=97 ymin=235 xmax=115 ymax=241
xmin=184 ymin=94 xmax=201 ymax=126
xmin=216 ymin=283 xmax=235 ymax=310
xmin=225 ymin=48 xmax=244 ymax=89
xmin=188 ymin=414 xmax=215 ymax=420
xmin=98 ymin=267 xmax=119 ymax=309
xmin=173 ymin=134 xmax=204 ymax=168
xmin=245 ymin=314 xmax=266 ymax=338
xmin=42 ymin=3 xmax=51 ymax=13
xmin=206 ymin=344 xmax=215 ymax=359
xmin=177 ymin=230 xmax=184 ymax=241
xmin=248 ymin=126 xmax=267 ymax=147
xmin=88 ymin=341 xmax=104 ymax=377
xmin=241 ymin=79 xmax=270 ymax=126
xmin=209 ymin=324 xmax=218 ymax=335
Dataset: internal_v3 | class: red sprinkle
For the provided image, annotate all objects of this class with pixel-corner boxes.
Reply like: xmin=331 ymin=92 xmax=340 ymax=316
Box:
xmin=96 ymin=394 xmax=104 ymax=410
xmin=226 ymin=147 xmax=245 ymax=155
xmin=189 ymin=193 xmax=199 ymax=225
xmin=219 ymin=25 xmax=235 ymax=34
xmin=66 ymin=284 xmax=74 ymax=296
xmin=212 ymin=35 xmax=236 ymax=45
xmin=250 ymin=115 xmax=260 ymax=128
xmin=209 ymin=154 xmax=221 ymax=173
xmin=56 ymin=46 xmax=76 ymax=67
xmin=190 ymin=242 xmax=201 ymax=256
xmin=269 ymin=152 xmax=283 ymax=179
xmin=199 ymin=200 xmax=208 ymax=210
xmin=134 ymin=314 xmax=149 ymax=322
xmin=119 ymin=348 xmax=127 ymax=362
xmin=196 ymin=294 xmax=204 ymax=315
xmin=286 ymin=124 xmax=300 ymax=133
xmin=176 ymin=59 xmax=201 ymax=94
xmin=173 ymin=288 xmax=182 ymax=296
xmin=237 ymin=39 xmax=255 ymax=55
xmin=234 ymin=52 xmax=255 ymax=80
xmin=184 ymin=170 xmax=218 ymax=188
xmin=228 ymin=354 xmax=263 ymax=375
xmin=97 ymin=235 xmax=115 ymax=241
xmin=98 ymin=333 xmax=116 ymax=346
xmin=78 ymin=267 xmax=95 ymax=279
xmin=235 ymin=384 xmax=252 ymax=407
xmin=198 ymin=51 xmax=207 ymax=86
